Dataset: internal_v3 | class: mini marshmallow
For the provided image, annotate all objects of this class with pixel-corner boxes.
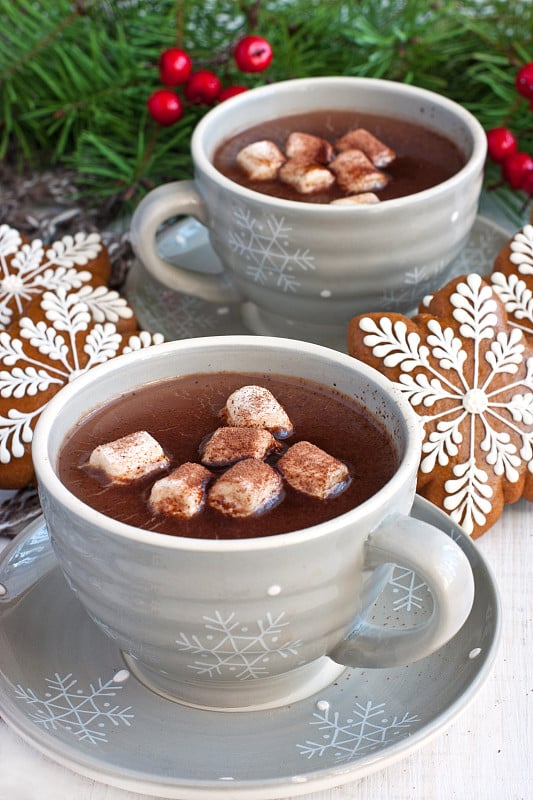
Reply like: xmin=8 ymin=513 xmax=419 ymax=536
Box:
xmin=285 ymin=132 xmax=334 ymax=164
xmin=208 ymin=458 xmax=283 ymax=518
xmin=279 ymin=158 xmax=335 ymax=194
xmin=335 ymin=128 xmax=396 ymax=168
xmin=88 ymin=430 xmax=170 ymax=484
xmin=277 ymin=440 xmax=350 ymax=500
xmin=330 ymin=192 xmax=380 ymax=206
xmin=149 ymin=462 xmax=213 ymax=519
xmin=236 ymin=140 xmax=286 ymax=181
xmin=330 ymin=149 xmax=389 ymax=194
xmin=201 ymin=426 xmax=279 ymax=468
xmin=221 ymin=385 xmax=293 ymax=437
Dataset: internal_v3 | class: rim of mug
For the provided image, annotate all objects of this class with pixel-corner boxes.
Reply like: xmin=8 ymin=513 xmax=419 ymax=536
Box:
xmin=191 ymin=75 xmax=487 ymax=213
xmin=32 ymin=335 xmax=423 ymax=552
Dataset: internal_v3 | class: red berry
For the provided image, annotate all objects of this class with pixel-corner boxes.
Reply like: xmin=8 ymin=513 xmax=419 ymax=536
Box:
xmin=501 ymin=151 xmax=533 ymax=190
xmin=515 ymin=62 xmax=533 ymax=101
xmin=147 ymin=89 xmax=183 ymax=126
xmin=158 ymin=48 xmax=192 ymax=86
xmin=184 ymin=70 xmax=222 ymax=104
xmin=486 ymin=127 xmax=517 ymax=163
xmin=219 ymin=85 xmax=248 ymax=102
xmin=234 ymin=35 xmax=273 ymax=73
xmin=521 ymin=170 xmax=533 ymax=197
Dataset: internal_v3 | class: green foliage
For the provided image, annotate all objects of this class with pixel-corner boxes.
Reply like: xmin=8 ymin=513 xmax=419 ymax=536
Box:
xmin=0 ymin=0 xmax=532 ymax=221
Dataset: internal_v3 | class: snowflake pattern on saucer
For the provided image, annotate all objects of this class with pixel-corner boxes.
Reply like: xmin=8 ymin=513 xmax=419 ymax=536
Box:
xmin=0 ymin=224 xmax=111 ymax=328
xmin=0 ymin=287 xmax=164 ymax=489
xmin=489 ymin=223 xmax=533 ymax=343
xmin=347 ymin=272 xmax=533 ymax=537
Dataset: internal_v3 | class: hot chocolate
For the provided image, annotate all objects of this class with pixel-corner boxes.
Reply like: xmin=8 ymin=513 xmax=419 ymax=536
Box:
xmin=58 ymin=371 xmax=398 ymax=539
xmin=213 ymin=109 xmax=465 ymax=203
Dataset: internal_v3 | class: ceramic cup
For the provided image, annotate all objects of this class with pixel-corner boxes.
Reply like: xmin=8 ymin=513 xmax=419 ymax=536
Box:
xmin=32 ymin=336 xmax=475 ymax=711
xmin=130 ymin=77 xmax=487 ymax=348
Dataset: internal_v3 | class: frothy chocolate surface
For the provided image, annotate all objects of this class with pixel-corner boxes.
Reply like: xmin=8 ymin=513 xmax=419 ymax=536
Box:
xmin=58 ymin=372 xmax=399 ymax=539
xmin=213 ymin=109 xmax=465 ymax=203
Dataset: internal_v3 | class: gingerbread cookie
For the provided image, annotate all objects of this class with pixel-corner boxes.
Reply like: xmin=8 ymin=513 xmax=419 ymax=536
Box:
xmin=347 ymin=272 xmax=533 ymax=537
xmin=488 ymin=223 xmax=533 ymax=344
xmin=0 ymin=286 xmax=164 ymax=489
xmin=0 ymin=224 xmax=111 ymax=329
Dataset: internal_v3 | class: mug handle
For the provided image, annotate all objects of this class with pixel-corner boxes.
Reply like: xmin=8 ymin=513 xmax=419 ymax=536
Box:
xmin=330 ymin=513 xmax=475 ymax=668
xmin=130 ymin=181 xmax=242 ymax=303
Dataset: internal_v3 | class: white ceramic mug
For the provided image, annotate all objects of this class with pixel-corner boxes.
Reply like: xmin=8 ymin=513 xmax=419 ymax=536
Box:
xmin=130 ymin=77 xmax=487 ymax=347
xmin=33 ymin=336 xmax=475 ymax=710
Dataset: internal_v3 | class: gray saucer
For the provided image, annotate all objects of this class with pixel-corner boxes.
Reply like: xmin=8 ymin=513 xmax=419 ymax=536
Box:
xmin=0 ymin=497 xmax=500 ymax=799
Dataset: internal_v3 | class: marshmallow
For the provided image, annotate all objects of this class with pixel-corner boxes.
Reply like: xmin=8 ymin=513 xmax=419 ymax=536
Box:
xmin=330 ymin=150 xmax=389 ymax=194
xmin=201 ymin=426 xmax=279 ymax=468
xmin=149 ymin=462 xmax=213 ymax=519
xmin=285 ymin=132 xmax=334 ymax=164
xmin=236 ymin=140 xmax=285 ymax=180
xmin=221 ymin=385 xmax=293 ymax=437
xmin=277 ymin=441 xmax=350 ymax=500
xmin=330 ymin=192 xmax=380 ymax=206
xmin=279 ymin=158 xmax=335 ymax=194
xmin=335 ymin=128 xmax=396 ymax=168
xmin=208 ymin=458 xmax=283 ymax=518
xmin=88 ymin=430 xmax=170 ymax=484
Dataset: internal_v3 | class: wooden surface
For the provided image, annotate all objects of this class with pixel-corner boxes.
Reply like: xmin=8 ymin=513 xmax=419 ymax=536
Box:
xmin=0 ymin=496 xmax=531 ymax=800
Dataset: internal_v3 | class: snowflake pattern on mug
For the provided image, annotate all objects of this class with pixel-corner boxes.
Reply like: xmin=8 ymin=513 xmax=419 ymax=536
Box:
xmin=15 ymin=672 xmax=134 ymax=744
xmin=0 ymin=287 xmax=164 ymax=488
xmin=175 ymin=610 xmax=303 ymax=680
xmin=347 ymin=272 xmax=533 ymax=537
xmin=0 ymin=224 xmax=111 ymax=328
xmin=228 ymin=205 xmax=315 ymax=291
xmin=489 ymin=224 xmax=533 ymax=343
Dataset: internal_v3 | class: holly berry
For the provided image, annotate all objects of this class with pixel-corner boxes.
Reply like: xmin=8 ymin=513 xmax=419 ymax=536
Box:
xmin=184 ymin=70 xmax=222 ymax=104
xmin=147 ymin=89 xmax=183 ymax=126
xmin=233 ymin=35 xmax=273 ymax=73
xmin=158 ymin=48 xmax=192 ymax=87
xmin=219 ymin=85 xmax=248 ymax=102
xmin=501 ymin=151 xmax=533 ymax=190
xmin=521 ymin=170 xmax=533 ymax=197
xmin=486 ymin=127 xmax=517 ymax=163
xmin=515 ymin=62 xmax=533 ymax=101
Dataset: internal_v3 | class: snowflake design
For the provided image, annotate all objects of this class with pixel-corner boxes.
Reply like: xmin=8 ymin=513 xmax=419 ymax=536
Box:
xmin=297 ymin=700 xmax=419 ymax=763
xmin=175 ymin=610 xmax=302 ymax=680
xmin=228 ymin=206 xmax=315 ymax=292
xmin=15 ymin=672 xmax=134 ymax=744
xmin=351 ymin=272 xmax=533 ymax=536
xmin=490 ymin=224 xmax=533 ymax=341
xmin=382 ymin=266 xmax=439 ymax=311
xmin=0 ymin=225 xmax=106 ymax=328
xmin=388 ymin=566 xmax=429 ymax=611
xmin=0 ymin=287 xmax=163 ymax=480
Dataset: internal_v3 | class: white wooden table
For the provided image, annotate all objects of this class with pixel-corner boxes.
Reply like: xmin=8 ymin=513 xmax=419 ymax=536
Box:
xmin=0 ymin=497 xmax=531 ymax=800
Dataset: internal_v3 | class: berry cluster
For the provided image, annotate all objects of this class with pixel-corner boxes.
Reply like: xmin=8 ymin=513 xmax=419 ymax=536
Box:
xmin=147 ymin=35 xmax=273 ymax=127
xmin=486 ymin=62 xmax=533 ymax=197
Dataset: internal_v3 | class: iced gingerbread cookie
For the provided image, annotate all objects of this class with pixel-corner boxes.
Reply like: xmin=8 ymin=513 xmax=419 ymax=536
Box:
xmin=0 ymin=224 xmax=111 ymax=329
xmin=0 ymin=287 xmax=164 ymax=489
xmin=347 ymin=272 xmax=533 ymax=538
xmin=488 ymin=223 xmax=533 ymax=344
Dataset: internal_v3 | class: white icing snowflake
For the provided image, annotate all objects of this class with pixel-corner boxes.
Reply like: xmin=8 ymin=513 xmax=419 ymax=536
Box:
xmin=228 ymin=206 xmax=315 ymax=291
xmin=0 ymin=287 xmax=163 ymax=471
xmin=356 ymin=272 xmax=533 ymax=536
xmin=15 ymin=672 xmax=134 ymax=744
xmin=0 ymin=225 xmax=106 ymax=328
xmin=490 ymin=224 xmax=533 ymax=340
xmin=297 ymin=700 xmax=419 ymax=762
xmin=175 ymin=610 xmax=302 ymax=680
